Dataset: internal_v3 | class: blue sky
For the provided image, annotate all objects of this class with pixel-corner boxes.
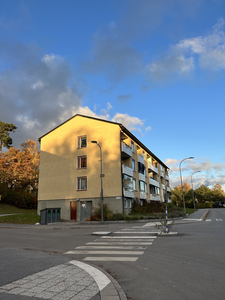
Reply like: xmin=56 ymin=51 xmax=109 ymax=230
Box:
xmin=1 ymin=0 xmax=225 ymax=190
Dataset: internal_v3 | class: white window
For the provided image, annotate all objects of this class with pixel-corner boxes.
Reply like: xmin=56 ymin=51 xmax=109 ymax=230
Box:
xmin=78 ymin=136 xmax=87 ymax=148
xmin=77 ymin=156 xmax=87 ymax=169
xmin=132 ymin=159 xmax=135 ymax=171
xmin=128 ymin=200 xmax=132 ymax=209
xmin=133 ymin=178 xmax=137 ymax=191
xmin=131 ymin=141 xmax=134 ymax=151
xmin=140 ymin=181 xmax=147 ymax=192
xmin=77 ymin=177 xmax=87 ymax=190
xmin=124 ymin=199 xmax=127 ymax=209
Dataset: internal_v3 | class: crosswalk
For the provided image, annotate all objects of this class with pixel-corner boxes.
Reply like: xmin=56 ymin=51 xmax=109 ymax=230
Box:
xmin=65 ymin=223 xmax=158 ymax=262
xmin=205 ymin=219 xmax=223 ymax=222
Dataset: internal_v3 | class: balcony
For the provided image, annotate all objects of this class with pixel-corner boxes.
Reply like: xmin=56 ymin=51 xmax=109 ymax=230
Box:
xmin=138 ymin=154 xmax=144 ymax=164
xmin=149 ymin=178 xmax=160 ymax=188
xmin=148 ymin=162 xmax=158 ymax=174
xmin=122 ymin=165 xmax=133 ymax=177
xmin=151 ymin=195 xmax=161 ymax=201
xmin=167 ymin=186 xmax=171 ymax=192
xmin=166 ymin=175 xmax=169 ymax=181
xmin=123 ymin=188 xmax=134 ymax=198
xmin=160 ymin=171 xmax=164 ymax=177
xmin=140 ymin=192 xmax=147 ymax=200
xmin=161 ymin=184 xmax=165 ymax=190
xmin=121 ymin=143 xmax=132 ymax=158
xmin=139 ymin=173 xmax=146 ymax=182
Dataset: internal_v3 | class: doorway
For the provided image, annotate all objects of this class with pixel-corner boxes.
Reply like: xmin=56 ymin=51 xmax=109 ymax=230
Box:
xmin=81 ymin=201 xmax=92 ymax=221
xmin=70 ymin=201 xmax=77 ymax=220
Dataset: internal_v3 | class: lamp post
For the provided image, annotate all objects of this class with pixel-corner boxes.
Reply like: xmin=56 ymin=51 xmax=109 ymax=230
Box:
xmin=91 ymin=141 xmax=103 ymax=223
xmin=191 ymin=171 xmax=201 ymax=210
xmin=179 ymin=157 xmax=194 ymax=216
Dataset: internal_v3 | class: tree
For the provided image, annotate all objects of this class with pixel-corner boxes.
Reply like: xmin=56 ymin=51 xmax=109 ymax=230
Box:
xmin=0 ymin=121 xmax=17 ymax=154
xmin=195 ymin=185 xmax=212 ymax=203
xmin=0 ymin=139 xmax=40 ymax=190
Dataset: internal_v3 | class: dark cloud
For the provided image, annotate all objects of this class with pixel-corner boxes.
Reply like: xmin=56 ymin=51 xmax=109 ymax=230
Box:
xmin=117 ymin=94 xmax=132 ymax=103
xmin=0 ymin=41 xmax=82 ymax=148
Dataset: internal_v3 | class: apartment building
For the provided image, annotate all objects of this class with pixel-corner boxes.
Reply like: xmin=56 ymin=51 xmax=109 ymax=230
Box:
xmin=37 ymin=114 xmax=171 ymax=221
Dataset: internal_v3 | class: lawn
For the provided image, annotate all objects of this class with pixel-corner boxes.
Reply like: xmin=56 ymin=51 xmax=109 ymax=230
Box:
xmin=0 ymin=203 xmax=40 ymax=224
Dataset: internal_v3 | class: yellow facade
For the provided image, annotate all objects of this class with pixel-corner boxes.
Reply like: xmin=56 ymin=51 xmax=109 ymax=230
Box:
xmin=38 ymin=114 xmax=170 ymax=221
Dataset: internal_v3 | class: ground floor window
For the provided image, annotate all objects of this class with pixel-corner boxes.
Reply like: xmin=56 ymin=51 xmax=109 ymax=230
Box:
xmin=77 ymin=177 xmax=87 ymax=190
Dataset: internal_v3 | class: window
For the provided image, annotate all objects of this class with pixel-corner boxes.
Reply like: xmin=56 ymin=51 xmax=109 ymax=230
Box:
xmin=77 ymin=177 xmax=87 ymax=190
xmin=131 ymin=141 xmax=134 ymax=151
xmin=124 ymin=199 xmax=127 ymax=209
xmin=150 ymin=185 xmax=160 ymax=195
xmin=128 ymin=200 xmax=132 ymax=209
xmin=133 ymin=178 xmax=137 ymax=191
xmin=138 ymin=162 xmax=145 ymax=175
xmin=139 ymin=180 xmax=147 ymax=192
xmin=132 ymin=159 xmax=135 ymax=171
xmin=78 ymin=136 xmax=87 ymax=148
xmin=77 ymin=156 xmax=87 ymax=169
xmin=123 ymin=174 xmax=133 ymax=191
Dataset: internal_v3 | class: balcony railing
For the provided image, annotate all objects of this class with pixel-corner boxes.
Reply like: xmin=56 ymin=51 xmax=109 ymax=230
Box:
xmin=166 ymin=175 xmax=169 ymax=181
xmin=149 ymin=178 xmax=160 ymax=188
xmin=122 ymin=165 xmax=133 ymax=177
xmin=140 ymin=192 xmax=147 ymax=200
xmin=138 ymin=173 xmax=146 ymax=182
xmin=123 ymin=188 xmax=134 ymax=198
xmin=121 ymin=143 xmax=132 ymax=157
xmin=148 ymin=162 xmax=158 ymax=174
xmin=150 ymin=195 xmax=161 ymax=201
xmin=160 ymin=171 xmax=164 ymax=177
xmin=138 ymin=154 xmax=144 ymax=164
xmin=161 ymin=184 xmax=165 ymax=190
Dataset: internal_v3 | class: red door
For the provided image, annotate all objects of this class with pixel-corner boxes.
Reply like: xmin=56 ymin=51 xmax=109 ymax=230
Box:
xmin=70 ymin=201 xmax=77 ymax=220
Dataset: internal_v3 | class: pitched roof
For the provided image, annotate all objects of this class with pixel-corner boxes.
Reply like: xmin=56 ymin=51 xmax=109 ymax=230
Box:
xmin=38 ymin=114 xmax=169 ymax=169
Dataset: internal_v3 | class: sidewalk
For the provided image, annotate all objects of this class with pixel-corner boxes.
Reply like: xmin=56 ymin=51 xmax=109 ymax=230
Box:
xmin=0 ymin=260 xmax=127 ymax=300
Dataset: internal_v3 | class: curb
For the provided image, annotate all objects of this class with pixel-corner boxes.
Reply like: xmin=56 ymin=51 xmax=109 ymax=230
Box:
xmin=200 ymin=209 xmax=210 ymax=221
xmin=93 ymin=264 xmax=127 ymax=300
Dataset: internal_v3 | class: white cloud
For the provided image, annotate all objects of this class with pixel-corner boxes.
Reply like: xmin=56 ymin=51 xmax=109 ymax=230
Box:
xmin=147 ymin=18 xmax=225 ymax=81
xmin=166 ymin=157 xmax=225 ymax=189
xmin=111 ymin=113 xmax=144 ymax=132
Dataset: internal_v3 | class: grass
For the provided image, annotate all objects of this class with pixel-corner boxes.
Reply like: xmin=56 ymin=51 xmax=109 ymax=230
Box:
xmin=0 ymin=203 xmax=40 ymax=224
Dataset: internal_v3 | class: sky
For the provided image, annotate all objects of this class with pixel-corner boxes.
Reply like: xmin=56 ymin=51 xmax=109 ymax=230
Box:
xmin=1 ymin=0 xmax=225 ymax=190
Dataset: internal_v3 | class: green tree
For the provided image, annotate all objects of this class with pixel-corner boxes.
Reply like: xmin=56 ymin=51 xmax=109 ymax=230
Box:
xmin=0 ymin=121 xmax=17 ymax=154
xmin=195 ymin=185 xmax=212 ymax=203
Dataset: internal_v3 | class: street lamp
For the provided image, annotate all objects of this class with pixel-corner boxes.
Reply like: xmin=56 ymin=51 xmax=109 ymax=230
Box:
xmin=91 ymin=140 xmax=103 ymax=223
xmin=179 ymin=157 xmax=194 ymax=216
xmin=191 ymin=171 xmax=201 ymax=210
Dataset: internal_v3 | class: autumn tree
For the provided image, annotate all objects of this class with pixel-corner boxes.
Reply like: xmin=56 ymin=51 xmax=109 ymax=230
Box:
xmin=0 ymin=121 xmax=17 ymax=154
xmin=0 ymin=139 xmax=40 ymax=191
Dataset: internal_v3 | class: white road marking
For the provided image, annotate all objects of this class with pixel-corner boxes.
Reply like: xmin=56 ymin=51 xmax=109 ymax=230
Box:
xmin=101 ymin=236 xmax=157 ymax=239
xmin=205 ymin=219 xmax=211 ymax=221
xmin=83 ymin=257 xmax=138 ymax=262
xmin=114 ymin=231 xmax=157 ymax=234
xmin=75 ymin=246 xmax=147 ymax=250
xmin=86 ymin=242 xmax=153 ymax=245
xmin=216 ymin=219 xmax=223 ymax=221
xmin=65 ymin=250 xmax=144 ymax=255
xmin=70 ymin=260 xmax=110 ymax=291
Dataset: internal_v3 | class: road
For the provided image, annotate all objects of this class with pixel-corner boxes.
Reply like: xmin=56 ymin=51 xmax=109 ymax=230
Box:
xmin=0 ymin=208 xmax=225 ymax=300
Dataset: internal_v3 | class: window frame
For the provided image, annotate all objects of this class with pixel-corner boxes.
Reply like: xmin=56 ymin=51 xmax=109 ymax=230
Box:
xmin=77 ymin=155 xmax=87 ymax=169
xmin=78 ymin=136 xmax=87 ymax=149
xmin=77 ymin=176 xmax=87 ymax=191
xmin=132 ymin=159 xmax=136 ymax=171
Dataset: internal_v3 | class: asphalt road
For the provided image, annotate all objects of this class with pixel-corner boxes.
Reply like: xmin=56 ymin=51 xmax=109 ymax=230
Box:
xmin=0 ymin=208 xmax=225 ymax=300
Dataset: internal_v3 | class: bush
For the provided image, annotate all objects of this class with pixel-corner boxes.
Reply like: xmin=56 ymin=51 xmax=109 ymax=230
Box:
xmin=0 ymin=183 xmax=37 ymax=209
xmin=131 ymin=200 xmax=165 ymax=214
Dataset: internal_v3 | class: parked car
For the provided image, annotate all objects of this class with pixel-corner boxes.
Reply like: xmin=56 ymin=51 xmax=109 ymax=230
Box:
xmin=213 ymin=201 xmax=225 ymax=208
